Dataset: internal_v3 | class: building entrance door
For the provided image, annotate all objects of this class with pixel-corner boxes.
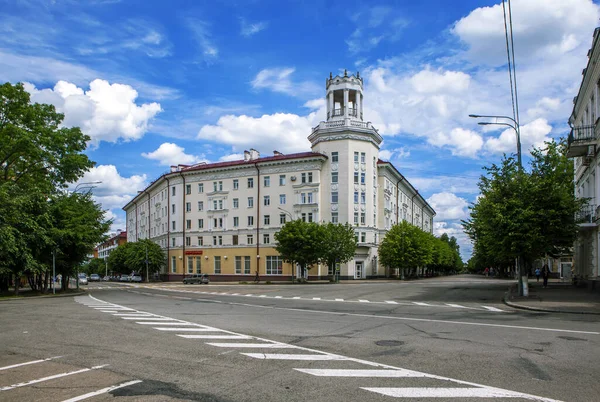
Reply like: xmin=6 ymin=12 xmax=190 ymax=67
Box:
xmin=355 ymin=261 xmax=364 ymax=279
xmin=561 ymin=263 xmax=572 ymax=280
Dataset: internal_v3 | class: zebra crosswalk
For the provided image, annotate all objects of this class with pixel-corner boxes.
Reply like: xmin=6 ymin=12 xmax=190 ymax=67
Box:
xmin=74 ymin=294 xmax=561 ymax=401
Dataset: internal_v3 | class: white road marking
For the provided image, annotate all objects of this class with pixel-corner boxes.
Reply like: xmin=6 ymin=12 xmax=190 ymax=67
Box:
xmin=207 ymin=343 xmax=296 ymax=348
xmin=242 ymin=353 xmax=347 ymax=361
xmin=112 ymin=313 xmax=154 ymax=316
xmin=413 ymin=302 xmax=433 ymax=306
xmin=312 ymin=297 xmax=321 ymax=300
xmin=99 ymin=310 xmax=121 ymax=313
xmin=0 ymin=356 xmax=62 ymax=371
xmin=245 ymin=294 xmax=254 ymax=296
xmin=60 ymin=380 xmax=142 ymax=402
xmin=292 ymin=296 xmax=301 ymax=299
xmin=275 ymin=296 xmax=282 ymax=299
xmin=259 ymin=295 xmax=267 ymax=298
xmin=136 ymin=322 xmax=197 ymax=325
xmin=445 ymin=303 xmax=468 ymax=309
xmin=153 ymin=327 xmax=217 ymax=332
xmin=482 ymin=306 xmax=505 ymax=312
xmin=121 ymin=317 xmax=175 ymax=320
xmin=0 ymin=365 xmax=108 ymax=391
xmin=296 ymin=369 xmax=427 ymax=377
xmin=173 ymin=296 xmax=192 ymax=300
xmin=177 ymin=334 xmax=252 ymax=339
xmin=335 ymin=298 xmax=344 ymax=301
xmin=359 ymin=299 xmax=370 ymax=303
xmin=385 ymin=301 xmax=398 ymax=304
xmin=362 ymin=387 xmax=551 ymax=399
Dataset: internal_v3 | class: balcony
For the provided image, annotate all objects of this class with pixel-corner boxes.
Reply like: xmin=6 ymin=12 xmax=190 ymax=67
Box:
xmin=567 ymin=125 xmax=596 ymax=158
xmin=576 ymin=204 xmax=597 ymax=229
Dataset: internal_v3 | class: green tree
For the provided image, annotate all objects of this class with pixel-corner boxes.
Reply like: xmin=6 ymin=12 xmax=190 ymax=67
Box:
xmin=320 ymin=222 xmax=357 ymax=281
xmin=83 ymin=258 xmax=107 ymax=276
xmin=379 ymin=221 xmax=433 ymax=278
xmin=124 ymin=239 xmax=166 ymax=280
xmin=275 ymin=220 xmax=324 ymax=280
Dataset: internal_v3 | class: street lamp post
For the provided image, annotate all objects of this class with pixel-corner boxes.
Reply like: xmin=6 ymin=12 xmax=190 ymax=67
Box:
xmin=73 ymin=181 xmax=102 ymax=194
xmin=52 ymin=250 xmax=56 ymax=295
xmin=277 ymin=207 xmax=293 ymax=222
xmin=104 ymin=256 xmax=108 ymax=278
xmin=145 ymin=242 xmax=149 ymax=283
xmin=469 ymin=113 xmax=526 ymax=296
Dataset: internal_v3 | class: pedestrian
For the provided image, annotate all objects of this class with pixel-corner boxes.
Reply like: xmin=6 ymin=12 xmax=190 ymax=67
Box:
xmin=535 ymin=267 xmax=541 ymax=282
xmin=483 ymin=267 xmax=489 ymax=277
xmin=542 ymin=264 xmax=550 ymax=288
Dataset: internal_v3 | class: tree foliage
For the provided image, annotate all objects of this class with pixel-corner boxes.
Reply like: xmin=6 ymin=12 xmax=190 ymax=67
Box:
xmin=107 ymin=240 xmax=165 ymax=278
xmin=320 ymin=222 xmax=358 ymax=274
xmin=463 ymin=140 xmax=582 ymax=273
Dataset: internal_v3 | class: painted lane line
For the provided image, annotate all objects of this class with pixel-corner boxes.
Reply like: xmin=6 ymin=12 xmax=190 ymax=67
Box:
xmin=259 ymin=295 xmax=267 ymax=298
xmin=413 ymin=302 xmax=433 ymax=306
xmin=112 ymin=313 xmax=154 ymax=316
xmin=136 ymin=322 xmax=197 ymax=326
xmin=0 ymin=356 xmax=62 ymax=371
xmin=335 ymin=298 xmax=344 ymax=301
xmin=274 ymin=296 xmax=282 ymax=299
xmin=121 ymin=317 xmax=175 ymax=321
xmin=231 ymin=293 xmax=240 ymax=295
xmin=295 ymin=369 xmax=427 ymax=377
xmin=242 ymin=353 xmax=347 ymax=361
xmin=445 ymin=303 xmax=468 ymax=309
xmin=177 ymin=334 xmax=252 ymax=339
xmin=482 ymin=306 xmax=505 ymax=312
xmin=0 ymin=365 xmax=108 ymax=391
xmin=362 ymin=387 xmax=555 ymax=399
xmin=60 ymin=380 xmax=142 ymax=402
xmin=99 ymin=310 xmax=121 ymax=313
xmin=292 ymin=296 xmax=301 ymax=299
xmin=207 ymin=343 xmax=296 ymax=348
xmin=385 ymin=301 xmax=398 ymax=304
xmin=173 ymin=296 xmax=192 ymax=300
xmin=359 ymin=299 xmax=370 ymax=303
xmin=153 ymin=327 xmax=219 ymax=332
xmin=312 ymin=297 xmax=321 ymax=300
xmin=245 ymin=294 xmax=254 ymax=296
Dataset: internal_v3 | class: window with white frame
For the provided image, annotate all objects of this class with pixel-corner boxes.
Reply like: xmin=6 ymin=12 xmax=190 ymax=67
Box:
xmin=213 ymin=218 xmax=223 ymax=229
xmin=247 ymin=178 xmax=254 ymax=188
xmin=172 ymin=204 xmax=176 ymax=214
xmin=263 ymin=233 xmax=270 ymax=244
xmin=214 ymin=256 xmax=221 ymax=274
xmin=332 ymin=152 xmax=338 ymax=162
xmin=332 ymin=192 xmax=338 ymax=203
xmin=233 ymin=216 xmax=239 ymax=227
xmin=186 ymin=219 xmax=191 ymax=229
xmin=361 ymin=152 xmax=366 ymax=163
xmin=186 ymin=184 xmax=191 ymax=195
xmin=361 ymin=172 xmax=365 ymax=184
xmin=233 ymin=179 xmax=239 ymax=190
xmin=172 ymin=186 xmax=176 ymax=196
xmin=248 ymin=216 xmax=254 ymax=226
xmin=244 ymin=256 xmax=251 ymax=274
xmin=280 ymin=214 xmax=286 ymax=224
xmin=354 ymin=192 xmax=359 ymax=203
xmin=361 ymin=192 xmax=366 ymax=204
xmin=331 ymin=212 xmax=338 ymax=223
xmin=308 ymin=213 xmax=313 ymax=222
xmin=354 ymin=152 xmax=359 ymax=162
xmin=264 ymin=215 xmax=270 ymax=225
xmin=186 ymin=202 xmax=191 ymax=212
xmin=354 ymin=212 xmax=359 ymax=224
xmin=301 ymin=213 xmax=306 ymax=222
xmin=172 ymin=221 xmax=176 ymax=230
xmin=279 ymin=194 xmax=286 ymax=204
xmin=331 ymin=172 xmax=338 ymax=183
xmin=247 ymin=235 xmax=254 ymax=245
xmin=197 ymin=236 xmax=203 ymax=246
xmin=233 ymin=198 xmax=239 ymax=208
xmin=264 ymin=195 xmax=270 ymax=206
xmin=264 ymin=176 xmax=270 ymax=187
xmin=248 ymin=197 xmax=254 ymax=208
xmin=171 ymin=256 xmax=176 ymax=273
xmin=279 ymin=175 xmax=286 ymax=186
xmin=198 ymin=183 xmax=204 ymax=193
xmin=198 ymin=219 xmax=204 ymax=229
xmin=198 ymin=201 xmax=203 ymax=211
xmin=235 ymin=256 xmax=242 ymax=274
xmin=172 ymin=237 xmax=176 ymax=247
xmin=266 ymin=256 xmax=283 ymax=275
xmin=354 ymin=172 xmax=359 ymax=184
xmin=360 ymin=212 xmax=365 ymax=225
xmin=187 ymin=256 xmax=193 ymax=273
xmin=361 ymin=232 xmax=366 ymax=242
xmin=308 ymin=193 xmax=313 ymax=203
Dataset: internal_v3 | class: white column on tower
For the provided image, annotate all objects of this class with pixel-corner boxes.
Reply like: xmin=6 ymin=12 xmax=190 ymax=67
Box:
xmin=356 ymin=92 xmax=362 ymax=121
xmin=343 ymin=89 xmax=349 ymax=118
xmin=328 ymin=91 xmax=334 ymax=120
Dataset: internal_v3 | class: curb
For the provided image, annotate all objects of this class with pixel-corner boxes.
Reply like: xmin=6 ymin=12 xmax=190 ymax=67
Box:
xmin=0 ymin=290 xmax=86 ymax=302
xmin=502 ymin=289 xmax=600 ymax=316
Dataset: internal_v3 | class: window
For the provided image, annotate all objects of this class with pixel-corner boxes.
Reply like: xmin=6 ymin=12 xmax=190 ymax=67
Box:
xmin=213 ymin=181 xmax=223 ymax=192
xmin=280 ymin=214 xmax=286 ymax=224
xmin=186 ymin=184 xmax=191 ymax=195
xmin=172 ymin=186 xmax=176 ymax=196
xmin=197 ymin=236 xmax=203 ymax=246
xmin=248 ymin=216 xmax=254 ymax=226
xmin=354 ymin=172 xmax=359 ymax=184
xmin=187 ymin=256 xmax=193 ymax=273
xmin=233 ymin=198 xmax=239 ymax=208
xmin=172 ymin=221 xmax=176 ymax=230
xmin=213 ymin=199 xmax=224 ymax=210
xmin=361 ymin=192 xmax=366 ymax=204
xmin=244 ymin=256 xmax=251 ymax=274
xmin=233 ymin=179 xmax=239 ymax=190
xmin=301 ymin=172 xmax=313 ymax=183
xmin=247 ymin=235 xmax=254 ymax=245
xmin=213 ymin=218 xmax=223 ymax=229
xmin=213 ymin=236 xmax=217 ymax=246
xmin=214 ymin=256 xmax=221 ymax=274
xmin=172 ymin=237 xmax=176 ymax=247
xmin=233 ymin=217 xmax=239 ymax=227
xmin=331 ymin=212 xmax=338 ymax=223
xmin=248 ymin=197 xmax=254 ymax=208
xmin=264 ymin=176 xmax=270 ymax=187
xmin=186 ymin=219 xmax=191 ymax=229
xmin=361 ymin=152 xmax=366 ymax=163
xmin=354 ymin=192 xmax=359 ymax=203
xmin=279 ymin=194 xmax=286 ymax=204
xmin=264 ymin=215 xmax=270 ymax=225
xmin=198 ymin=183 xmax=204 ymax=193
xmin=198 ymin=219 xmax=204 ymax=229
xmin=332 ymin=192 xmax=338 ymax=203
xmin=171 ymin=256 xmax=176 ymax=273
xmin=264 ymin=195 xmax=270 ymax=206
xmin=360 ymin=212 xmax=365 ymax=225
xmin=247 ymin=178 xmax=254 ymax=188
xmin=214 ymin=236 xmax=223 ymax=245
xmin=332 ymin=152 xmax=338 ymax=163
xmin=301 ymin=193 xmax=306 ymax=204
xmin=354 ymin=152 xmax=359 ymax=162
xmin=266 ymin=256 xmax=283 ymax=275
xmin=308 ymin=213 xmax=313 ymax=222
xmin=198 ymin=201 xmax=204 ymax=211
xmin=263 ymin=233 xmax=270 ymax=244
xmin=331 ymin=172 xmax=338 ymax=183
xmin=196 ymin=257 xmax=202 ymax=273
xmin=186 ymin=202 xmax=191 ymax=212
xmin=361 ymin=232 xmax=366 ymax=242
xmin=172 ymin=204 xmax=176 ymax=214
xmin=301 ymin=213 xmax=306 ymax=222
xmin=235 ymin=256 xmax=242 ymax=274
xmin=361 ymin=172 xmax=365 ymax=184
xmin=279 ymin=175 xmax=286 ymax=186
xmin=354 ymin=212 xmax=359 ymax=224
xmin=232 ymin=235 xmax=238 ymax=245
xmin=308 ymin=193 xmax=313 ymax=203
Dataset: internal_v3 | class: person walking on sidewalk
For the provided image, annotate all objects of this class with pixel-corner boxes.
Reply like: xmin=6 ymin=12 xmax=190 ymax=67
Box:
xmin=535 ymin=267 xmax=541 ymax=282
xmin=541 ymin=264 xmax=550 ymax=288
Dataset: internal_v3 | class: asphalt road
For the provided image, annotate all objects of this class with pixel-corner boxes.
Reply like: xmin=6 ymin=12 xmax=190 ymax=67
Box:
xmin=1 ymin=275 xmax=599 ymax=401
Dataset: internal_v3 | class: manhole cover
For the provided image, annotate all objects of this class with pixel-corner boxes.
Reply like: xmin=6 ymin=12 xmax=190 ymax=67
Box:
xmin=375 ymin=340 xmax=404 ymax=347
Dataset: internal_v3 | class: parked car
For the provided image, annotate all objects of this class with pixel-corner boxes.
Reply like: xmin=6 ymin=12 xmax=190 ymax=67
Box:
xmin=78 ymin=273 xmax=88 ymax=285
xmin=103 ymin=276 xmax=110 ymax=281
xmin=183 ymin=273 xmax=209 ymax=284
xmin=119 ymin=274 xmax=130 ymax=282
xmin=130 ymin=274 xmax=142 ymax=282
xmin=89 ymin=274 xmax=101 ymax=282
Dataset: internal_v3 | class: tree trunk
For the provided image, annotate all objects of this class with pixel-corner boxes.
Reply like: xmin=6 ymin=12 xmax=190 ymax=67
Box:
xmin=13 ymin=273 xmax=19 ymax=296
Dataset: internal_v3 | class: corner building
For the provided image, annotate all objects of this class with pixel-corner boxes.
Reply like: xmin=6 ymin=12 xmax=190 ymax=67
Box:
xmin=123 ymin=71 xmax=435 ymax=281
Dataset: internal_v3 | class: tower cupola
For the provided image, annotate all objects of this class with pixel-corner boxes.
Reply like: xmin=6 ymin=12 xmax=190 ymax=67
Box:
xmin=326 ymin=70 xmax=364 ymax=121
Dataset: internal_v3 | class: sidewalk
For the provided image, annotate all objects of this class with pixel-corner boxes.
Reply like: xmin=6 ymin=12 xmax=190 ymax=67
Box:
xmin=504 ymin=279 xmax=600 ymax=315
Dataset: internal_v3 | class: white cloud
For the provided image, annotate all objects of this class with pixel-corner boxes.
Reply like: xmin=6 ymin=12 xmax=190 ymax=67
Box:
xmin=240 ymin=19 xmax=268 ymax=37
xmin=379 ymin=147 xmax=410 ymax=161
xmin=427 ymin=192 xmax=469 ymax=220
xmin=219 ymin=153 xmax=244 ymax=162
xmin=484 ymin=118 xmax=552 ymax=155
xmin=433 ymin=221 xmax=472 ymax=260
xmin=24 ymin=79 xmax=161 ymax=144
xmin=304 ymin=98 xmax=326 ymax=110
xmin=142 ymin=143 xmax=207 ymax=166
xmin=410 ymin=69 xmax=471 ymax=94
xmin=429 ymin=128 xmax=484 ymax=158
xmin=251 ymin=67 xmax=319 ymax=97
xmin=186 ymin=19 xmax=218 ymax=60
xmin=346 ymin=7 xmax=410 ymax=53
xmin=409 ymin=175 xmax=480 ymax=195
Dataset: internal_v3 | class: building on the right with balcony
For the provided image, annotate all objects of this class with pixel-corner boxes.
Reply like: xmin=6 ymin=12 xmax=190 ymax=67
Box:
xmin=566 ymin=27 xmax=600 ymax=282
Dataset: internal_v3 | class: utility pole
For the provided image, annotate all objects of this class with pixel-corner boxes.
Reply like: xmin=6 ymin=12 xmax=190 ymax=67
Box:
xmin=145 ymin=242 xmax=149 ymax=283
xmin=52 ymin=250 xmax=56 ymax=295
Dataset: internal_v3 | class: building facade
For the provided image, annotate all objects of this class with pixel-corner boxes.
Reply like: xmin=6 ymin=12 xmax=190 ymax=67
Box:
xmin=95 ymin=230 xmax=127 ymax=260
xmin=123 ymin=71 xmax=435 ymax=281
xmin=566 ymin=27 xmax=600 ymax=282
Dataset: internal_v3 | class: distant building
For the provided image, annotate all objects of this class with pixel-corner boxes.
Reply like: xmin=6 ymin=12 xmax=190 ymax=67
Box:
xmin=95 ymin=230 xmax=127 ymax=260
xmin=566 ymin=27 xmax=600 ymax=282
xmin=123 ymin=70 xmax=435 ymax=281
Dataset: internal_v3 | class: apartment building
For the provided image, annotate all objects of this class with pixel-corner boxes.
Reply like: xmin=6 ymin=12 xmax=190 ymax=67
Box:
xmin=95 ymin=230 xmax=127 ymax=260
xmin=123 ymin=71 xmax=435 ymax=281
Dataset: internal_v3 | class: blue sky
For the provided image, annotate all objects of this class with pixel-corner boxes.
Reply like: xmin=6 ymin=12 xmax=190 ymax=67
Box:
xmin=1 ymin=0 xmax=598 ymax=260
